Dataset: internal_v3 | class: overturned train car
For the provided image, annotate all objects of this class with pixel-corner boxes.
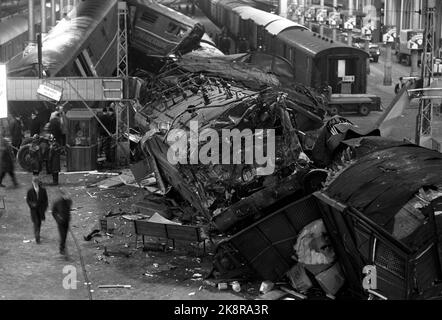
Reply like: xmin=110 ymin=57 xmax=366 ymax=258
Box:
xmin=212 ymin=138 xmax=442 ymax=300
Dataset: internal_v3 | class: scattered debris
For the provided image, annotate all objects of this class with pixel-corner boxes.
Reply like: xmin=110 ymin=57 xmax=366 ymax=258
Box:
xmin=259 ymin=281 xmax=274 ymax=295
xmin=98 ymin=285 xmax=131 ymax=289
xmin=84 ymin=229 xmax=101 ymax=241
xmin=188 ymin=292 xmax=196 ymax=296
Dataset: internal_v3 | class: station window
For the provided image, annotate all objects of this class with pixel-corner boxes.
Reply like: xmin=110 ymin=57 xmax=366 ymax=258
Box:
xmin=140 ymin=10 xmax=158 ymax=24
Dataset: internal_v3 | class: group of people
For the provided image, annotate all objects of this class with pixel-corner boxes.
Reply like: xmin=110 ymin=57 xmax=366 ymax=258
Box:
xmin=26 ymin=176 xmax=72 ymax=256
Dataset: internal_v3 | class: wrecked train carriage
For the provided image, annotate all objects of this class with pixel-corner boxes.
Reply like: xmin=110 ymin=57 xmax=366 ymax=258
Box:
xmin=212 ymin=138 xmax=442 ymax=300
xmin=136 ymin=59 xmax=327 ymax=231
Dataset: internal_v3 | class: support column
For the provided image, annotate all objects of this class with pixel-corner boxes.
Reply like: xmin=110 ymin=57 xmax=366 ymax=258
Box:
xmin=41 ymin=0 xmax=47 ymax=33
xmin=51 ymin=0 xmax=56 ymax=26
xmin=319 ymin=0 xmax=324 ymax=36
xmin=383 ymin=42 xmax=393 ymax=85
xmin=59 ymin=0 xmax=64 ymax=18
xmin=28 ymin=0 xmax=35 ymax=42
xmin=332 ymin=0 xmax=338 ymax=41
xmin=365 ymin=38 xmax=371 ymax=74
xmin=410 ymin=49 xmax=420 ymax=77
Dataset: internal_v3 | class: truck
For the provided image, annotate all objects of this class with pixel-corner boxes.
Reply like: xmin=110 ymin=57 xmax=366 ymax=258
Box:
xmin=327 ymin=93 xmax=382 ymax=116
xmin=396 ymin=29 xmax=424 ymax=66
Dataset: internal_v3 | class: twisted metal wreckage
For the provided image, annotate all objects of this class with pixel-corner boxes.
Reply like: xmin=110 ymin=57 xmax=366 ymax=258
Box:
xmin=130 ymin=51 xmax=442 ymax=300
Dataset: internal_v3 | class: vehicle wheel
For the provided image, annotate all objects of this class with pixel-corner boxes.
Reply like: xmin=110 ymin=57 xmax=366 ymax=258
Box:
xmin=394 ymin=83 xmax=401 ymax=94
xmin=17 ymin=144 xmax=34 ymax=172
xmin=328 ymin=106 xmax=340 ymax=116
xmin=358 ymin=105 xmax=370 ymax=116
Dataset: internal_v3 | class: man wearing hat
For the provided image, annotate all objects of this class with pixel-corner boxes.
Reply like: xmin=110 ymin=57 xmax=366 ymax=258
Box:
xmin=26 ymin=176 xmax=48 ymax=244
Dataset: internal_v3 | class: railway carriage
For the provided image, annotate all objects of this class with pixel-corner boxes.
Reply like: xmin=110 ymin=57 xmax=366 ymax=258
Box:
xmin=128 ymin=0 xmax=204 ymax=57
xmin=8 ymin=0 xmax=119 ymax=77
xmin=198 ymin=0 xmax=369 ymax=94
xmin=0 ymin=5 xmax=53 ymax=63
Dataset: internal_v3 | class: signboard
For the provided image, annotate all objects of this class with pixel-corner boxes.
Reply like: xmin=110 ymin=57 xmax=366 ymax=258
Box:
xmin=342 ymin=75 xmax=355 ymax=82
xmin=407 ymin=34 xmax=423 ymax=50
xmin=0 ymin=64 xmax=7 ymax=119
xmin=37 ymin=84 xmax=63 ymax=102
xmin=344 ymin=16 xmax=356 ymax=30
xmin=383 ymin=34 xmax=395 ymax=44
xmin=316 ymin=9 xmax=328 ymax=24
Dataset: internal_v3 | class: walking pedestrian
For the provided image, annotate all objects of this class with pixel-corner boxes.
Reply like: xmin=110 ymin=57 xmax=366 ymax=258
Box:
xmin=0 ymin=133 xmax=19 ymax=188
xmin=26 ymin=176 xmax=48 ymax=244
xmin=47 ymin=136 xmax=62 ymax=185
xmin=29 ymin=136 xmax=42 ymax=175
xmin=51 ymin=188 xmax=72 ymax=255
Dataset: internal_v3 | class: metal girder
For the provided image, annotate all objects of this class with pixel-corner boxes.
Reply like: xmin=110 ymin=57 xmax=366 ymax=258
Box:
xmin=117 ymin=2 xmax=129 ymax=78
xmin=416 ymin=2 xmax=436 ymax=145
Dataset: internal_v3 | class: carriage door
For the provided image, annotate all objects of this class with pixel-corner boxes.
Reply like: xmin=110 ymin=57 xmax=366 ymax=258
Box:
xmin=329 ymin=57 xmax=357 ymax=94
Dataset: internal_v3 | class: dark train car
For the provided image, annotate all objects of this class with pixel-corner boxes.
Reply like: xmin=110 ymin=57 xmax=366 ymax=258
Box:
xmin=127 ymin=0 xmax=203 ymax=57
xmin=7 ymin=0 xmax=119 ymax=77
xmin=274 ymin=28 xmax=368 ymax=94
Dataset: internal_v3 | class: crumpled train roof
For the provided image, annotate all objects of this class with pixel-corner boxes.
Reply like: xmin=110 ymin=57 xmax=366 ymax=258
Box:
xmin=324 ymin=144 xmax=442 ymax=230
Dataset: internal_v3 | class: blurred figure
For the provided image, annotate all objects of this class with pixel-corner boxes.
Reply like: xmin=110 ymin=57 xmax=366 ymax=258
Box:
xmin=26 ymin=176 xmax=48 ymax=244
xmin=51 ymin=188 xmax=72 ymax=255
xmin=9 ymin=114 xmax=23 ymax=156
xmin=0 ymin=133 xmax=18 ymax=188
xmin=47 ymin=135 xmax=62 ymax=185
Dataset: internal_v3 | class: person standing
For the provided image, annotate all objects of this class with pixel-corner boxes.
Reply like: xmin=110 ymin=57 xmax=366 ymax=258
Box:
xmin=47 ymin=136 xmax=62 ymax=185
xmin=52 ymin=188 xmax=72 ymax=255
xmin=0 ymin=134 xmax=19 ymax=188
xmin=26 ymin=176 xmax=48 ymax=244
xmin=30 ymin=112 xmax=41 ymax=137
xmin=48 ymin=112 xmax=63 ymax=145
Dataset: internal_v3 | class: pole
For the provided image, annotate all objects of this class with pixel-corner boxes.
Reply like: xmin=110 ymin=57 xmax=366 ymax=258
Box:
xmin=332 ymin=0 xmax=338 ymax=41
xmin=37 ymin=33 xmax=43 ymax=78
xmin=319 ymin=0 xmax=324 ymax=36
xmin=41 ymin=0 xmax=47 ymax=33
xmin=348 ymin=0 xmax=353 ymax=46
xmin=28 ymin=0 xmax=35 ymax=42
xmin=51 ymin=0 xmax=56 ymax=26
xmin=383 ymin=42 xmax=392 ymax=85
xmin=365 ymin=37 xmax=371 ymax=75
xmin=59 ymin=0 xmax=64 ymax=18
xmin=410 ymin=49 xmax=420 ymax=77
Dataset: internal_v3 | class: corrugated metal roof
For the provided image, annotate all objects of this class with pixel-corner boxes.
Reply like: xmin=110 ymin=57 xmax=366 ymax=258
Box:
xmin=277 ymin=28 xmax=368 ymax=58
xmin=233 ymin=6 xmax=281 ymax=27
xmin=265 ymin=19 xmax=307 ymax=36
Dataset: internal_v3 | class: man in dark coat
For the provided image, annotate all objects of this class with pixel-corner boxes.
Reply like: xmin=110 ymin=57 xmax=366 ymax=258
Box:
xmin=52 ymin=188 xmax=72 ymax=255
xmin=47 ymin=137 xmax=62 ymax=185
xmin=30 ymin=112 xmax=40 ymax=136
xmin=0 ymin=135 xmax=18 ymax=188
xmin=26 ymin=176 xmax=48 ymax=244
